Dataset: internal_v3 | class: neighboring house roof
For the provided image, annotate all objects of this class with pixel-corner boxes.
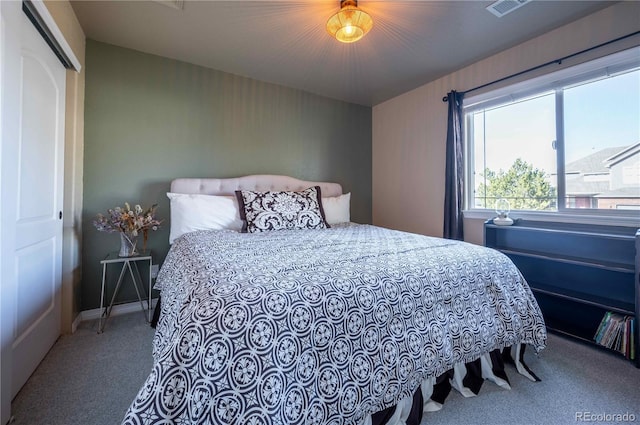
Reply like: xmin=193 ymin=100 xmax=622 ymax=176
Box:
xmin=595 ymin=187 xmax=640 ymax=198
xmin=604 ymin=141 xmax=640 ymax=167
xmin=564 ymin=143 xmax=638 ymax=196
xmin=565 ymin=146 xmax=628 ymax=174
xmin=565 ymin=178 xmax=609 ymax=196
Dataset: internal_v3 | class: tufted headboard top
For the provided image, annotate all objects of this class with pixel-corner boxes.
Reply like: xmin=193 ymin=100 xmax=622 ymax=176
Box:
xmin=170 ymin=175 xmax=343 ymax=197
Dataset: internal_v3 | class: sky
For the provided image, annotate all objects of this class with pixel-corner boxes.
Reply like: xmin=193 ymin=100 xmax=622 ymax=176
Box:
xmin=471 ymin=68 xmax=640 ymax=183
xmin=564 ymin=70 xmax=640 ymax=163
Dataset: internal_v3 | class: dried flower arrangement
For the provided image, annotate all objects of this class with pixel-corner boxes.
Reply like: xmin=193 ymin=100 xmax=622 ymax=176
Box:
xmin=94 ymin=202 xmax=162 ymax=256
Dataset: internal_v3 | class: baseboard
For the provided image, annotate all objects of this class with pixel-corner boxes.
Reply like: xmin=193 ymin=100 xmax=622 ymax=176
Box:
xmin=71 ymin=312 xmax=82 ymax=333
xmin=80 ymin=297 xmax=159 ymax=322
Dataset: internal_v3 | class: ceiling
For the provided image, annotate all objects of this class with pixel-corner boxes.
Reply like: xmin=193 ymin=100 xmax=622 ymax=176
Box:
xmin=70 ymin=1 xmax=615 ymax=106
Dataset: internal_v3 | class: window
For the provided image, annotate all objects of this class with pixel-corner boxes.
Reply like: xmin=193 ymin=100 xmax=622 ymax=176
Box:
xmin=465 ymin=47 xmax=640 ymax=215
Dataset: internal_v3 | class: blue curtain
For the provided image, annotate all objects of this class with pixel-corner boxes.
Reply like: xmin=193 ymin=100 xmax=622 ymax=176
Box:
xmin=443 ymin=90 xmax=465 ymax=240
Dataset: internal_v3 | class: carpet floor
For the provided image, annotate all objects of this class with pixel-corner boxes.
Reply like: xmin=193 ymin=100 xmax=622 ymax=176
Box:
xmin=10 ymin=312 xmax=640 ymax=425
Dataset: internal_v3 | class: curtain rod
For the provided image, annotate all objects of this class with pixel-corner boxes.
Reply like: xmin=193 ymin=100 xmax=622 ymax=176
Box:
xmin=442 ymin=30 xmax=640 ymax=102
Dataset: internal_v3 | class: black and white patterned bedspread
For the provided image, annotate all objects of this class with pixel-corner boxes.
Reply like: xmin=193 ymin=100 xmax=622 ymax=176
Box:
xmin=123 ymin=224 xmax=546 ymax=425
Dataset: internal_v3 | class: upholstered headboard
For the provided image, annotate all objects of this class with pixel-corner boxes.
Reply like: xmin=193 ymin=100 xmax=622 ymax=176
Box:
xmin=170 ymin=175 xmax=343 ymax=197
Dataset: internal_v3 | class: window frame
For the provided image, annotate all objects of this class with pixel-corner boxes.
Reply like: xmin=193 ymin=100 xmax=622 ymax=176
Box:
xmin=463 ymin=46 xmax=640 ymax=226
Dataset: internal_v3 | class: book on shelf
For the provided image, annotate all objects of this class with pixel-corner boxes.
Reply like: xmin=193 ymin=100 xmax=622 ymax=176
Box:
xmin=593 ymin=312 xmax=635 ymax=360
xmin=633 ymin=320 xmax=636 ymax=360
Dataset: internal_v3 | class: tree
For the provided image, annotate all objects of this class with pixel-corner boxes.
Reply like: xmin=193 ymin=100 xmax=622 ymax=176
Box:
xmin=476 ymin=158 xmax=556 ymax=210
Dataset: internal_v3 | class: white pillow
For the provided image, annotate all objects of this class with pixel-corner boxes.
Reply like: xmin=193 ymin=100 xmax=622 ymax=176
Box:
xmin=167 ymin=192 xmax=243 ymax=243
xmin=322 ymin=193 xmax=351 ymax=225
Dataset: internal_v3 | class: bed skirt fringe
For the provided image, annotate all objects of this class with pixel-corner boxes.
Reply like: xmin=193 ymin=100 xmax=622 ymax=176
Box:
xmin=367 ymin=344 xmax=540 ymax=425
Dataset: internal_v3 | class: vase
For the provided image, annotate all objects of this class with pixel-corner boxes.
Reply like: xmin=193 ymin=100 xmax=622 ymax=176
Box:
xmin=119 ymin=232 xmax=138 ymax=257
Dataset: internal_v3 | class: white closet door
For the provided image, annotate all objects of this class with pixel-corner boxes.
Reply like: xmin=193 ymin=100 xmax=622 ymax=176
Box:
xmin=0 ymin=0 xmax=65 ymax=417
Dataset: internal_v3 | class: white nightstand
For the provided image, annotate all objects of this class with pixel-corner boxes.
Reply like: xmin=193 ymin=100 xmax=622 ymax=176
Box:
xmin=98 ymin=251 xmax=153 ymax=333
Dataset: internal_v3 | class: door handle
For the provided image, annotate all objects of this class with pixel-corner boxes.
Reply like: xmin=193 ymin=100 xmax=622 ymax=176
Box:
xmin=59 ymin=211 xmax=62 ymax=220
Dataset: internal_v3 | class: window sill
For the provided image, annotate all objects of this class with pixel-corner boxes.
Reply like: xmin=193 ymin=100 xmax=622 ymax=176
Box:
xmin=463 ymin=209 xmax=640 ymax=228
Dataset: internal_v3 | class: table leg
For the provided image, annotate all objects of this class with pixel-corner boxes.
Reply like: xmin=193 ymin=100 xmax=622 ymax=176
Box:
xmin=98 ymin=262 xmax=107 ymax=333
xmin=128 ymin=262 xmax=147 ymax=322
xmin=102 ymin=261 xmax=128 ymax=330
xmin=148 ymin=258 xmax=153 ymax=322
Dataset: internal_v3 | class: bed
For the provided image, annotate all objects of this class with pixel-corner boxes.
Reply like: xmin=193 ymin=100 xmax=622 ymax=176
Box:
xmin=122 ymin=175 xmax=547 ymax=425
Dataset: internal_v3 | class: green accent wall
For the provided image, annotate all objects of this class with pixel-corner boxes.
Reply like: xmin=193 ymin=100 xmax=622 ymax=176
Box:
xmin=82 ymin=40 xmax=372 ymax=311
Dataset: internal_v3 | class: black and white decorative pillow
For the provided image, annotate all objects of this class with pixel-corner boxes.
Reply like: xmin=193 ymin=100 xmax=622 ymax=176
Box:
xmin=235 ymin=186 xmax=329 ymax=233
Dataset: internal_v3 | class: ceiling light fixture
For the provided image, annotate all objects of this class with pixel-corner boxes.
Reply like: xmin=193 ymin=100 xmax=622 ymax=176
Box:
xmin=326 ymin=0 xmax=373 ymax=44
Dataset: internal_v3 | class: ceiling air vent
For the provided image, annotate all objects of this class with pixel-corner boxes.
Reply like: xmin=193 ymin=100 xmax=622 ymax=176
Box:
xmin=486 ymin=0 xmax=531 ymax=18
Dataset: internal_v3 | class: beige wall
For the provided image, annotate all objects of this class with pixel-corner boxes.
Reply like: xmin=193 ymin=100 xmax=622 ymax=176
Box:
xmin=43 ymin=1 xmax=85 ymax=333
xmin=372 ymin=2 xmax=640 ymax=244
